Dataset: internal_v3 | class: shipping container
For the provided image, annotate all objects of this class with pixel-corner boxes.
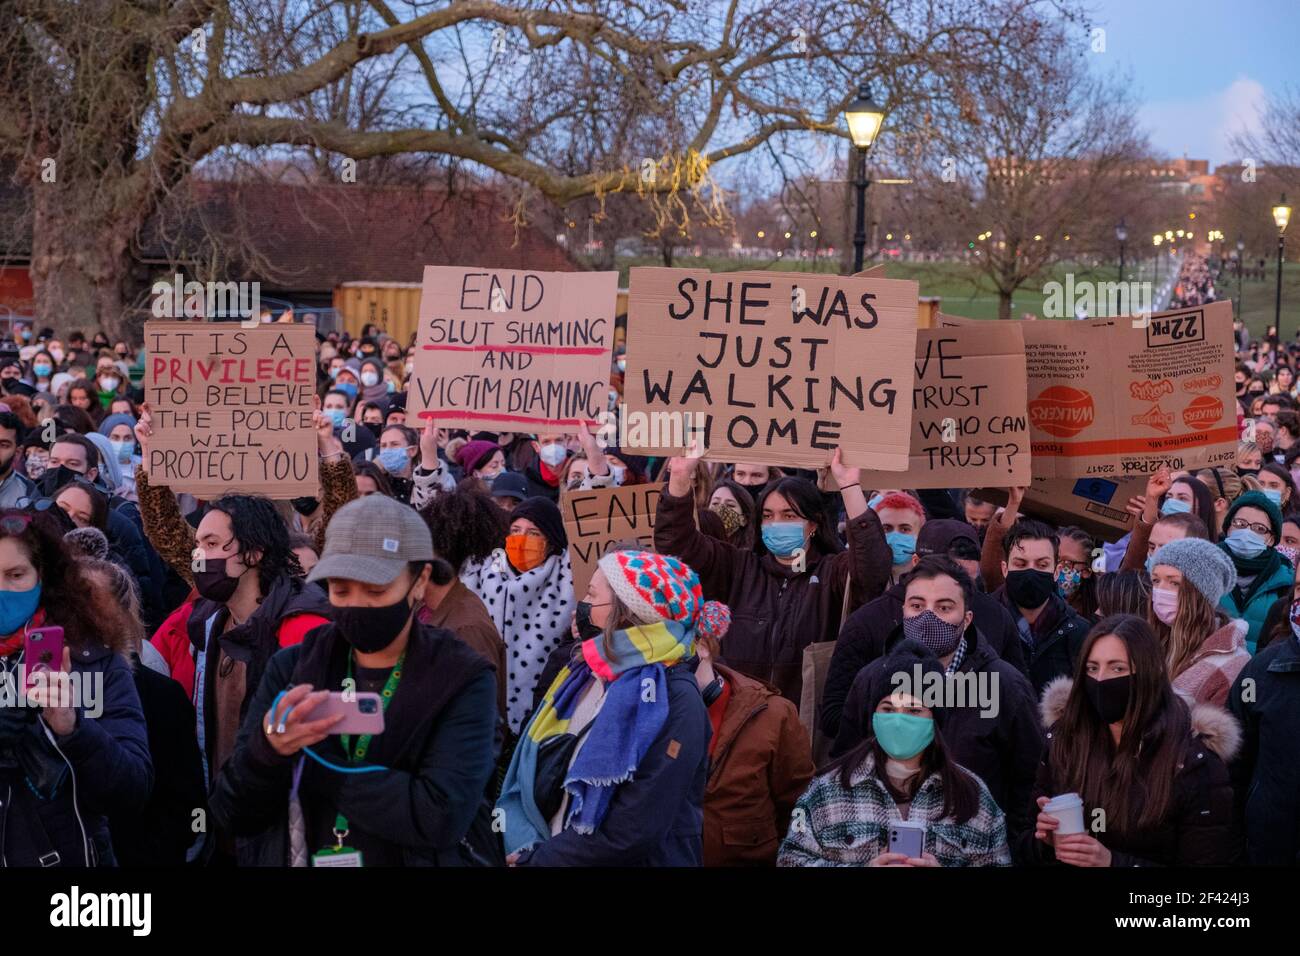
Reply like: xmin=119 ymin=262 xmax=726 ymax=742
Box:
xmin=333 ymin=282 xmax=423 ymax=345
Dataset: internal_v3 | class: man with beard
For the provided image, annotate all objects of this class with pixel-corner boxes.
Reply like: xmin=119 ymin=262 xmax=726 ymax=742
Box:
xmin=0 ymin=411 xmax=35 ymax=507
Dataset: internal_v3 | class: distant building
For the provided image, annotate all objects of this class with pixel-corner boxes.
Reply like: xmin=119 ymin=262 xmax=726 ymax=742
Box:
xmin=0 ymin=178 xmax=579 ymax=330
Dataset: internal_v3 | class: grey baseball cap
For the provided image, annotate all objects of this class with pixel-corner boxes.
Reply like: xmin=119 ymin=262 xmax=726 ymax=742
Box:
xmin=307 ymin=494 xmax=434 ymax=585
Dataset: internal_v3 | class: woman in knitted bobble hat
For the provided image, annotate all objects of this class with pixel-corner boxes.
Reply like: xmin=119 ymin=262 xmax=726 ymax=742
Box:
xmin=1148 ymin=538 xmax=1251 ymax=707
xmin=497 ymin=550 xmax=719 ymax=867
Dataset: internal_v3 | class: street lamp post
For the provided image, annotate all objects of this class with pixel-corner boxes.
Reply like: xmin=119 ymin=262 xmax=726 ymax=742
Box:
xmin=844 ymin=82 xmax=885 ymax=274
xmin=1273 ymin=195 xmax=1292 ymax=337
xmin=1116 ymin=219 xmax=1128 ymax=282
xmin=1237 ymin=235 xmax=1245 ymax=320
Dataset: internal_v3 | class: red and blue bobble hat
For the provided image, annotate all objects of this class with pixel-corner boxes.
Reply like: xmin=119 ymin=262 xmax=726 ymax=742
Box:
xmin=596 ymin=550 xmax=730 ymax=641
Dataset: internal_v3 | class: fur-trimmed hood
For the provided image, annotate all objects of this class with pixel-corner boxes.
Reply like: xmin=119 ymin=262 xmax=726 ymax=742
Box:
xmin=1038 ymin=676 xmax=1241 ymax=763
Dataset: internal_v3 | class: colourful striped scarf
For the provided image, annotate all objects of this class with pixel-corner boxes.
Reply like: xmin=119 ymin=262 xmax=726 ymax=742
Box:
xmin=497 ymin=618 xmax=694 ymax=854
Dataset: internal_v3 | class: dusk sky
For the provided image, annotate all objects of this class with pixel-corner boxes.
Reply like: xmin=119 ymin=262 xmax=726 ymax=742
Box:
xmin=1090 ymin=0 xmax=1294 ymax=170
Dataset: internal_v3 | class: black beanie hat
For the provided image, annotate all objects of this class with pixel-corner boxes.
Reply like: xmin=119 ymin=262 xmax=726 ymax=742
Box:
xmin=510 ymin=496 xmax=567 ymax=552
xmin=859 ymin=639 xmax=951 ymax=732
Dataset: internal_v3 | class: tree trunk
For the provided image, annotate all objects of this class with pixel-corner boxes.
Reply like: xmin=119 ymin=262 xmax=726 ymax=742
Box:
xmin=661 ymin=241 xmax=674 ymax=267
xmin=29 ymin=193 xmax=140 ymax=344
xmin=998 ymin=289 xmax=1013 ymax=320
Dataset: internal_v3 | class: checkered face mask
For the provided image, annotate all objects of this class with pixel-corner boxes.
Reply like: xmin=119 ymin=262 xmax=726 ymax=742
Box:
xmin=902 ymin=609 xmax=964 ymax=656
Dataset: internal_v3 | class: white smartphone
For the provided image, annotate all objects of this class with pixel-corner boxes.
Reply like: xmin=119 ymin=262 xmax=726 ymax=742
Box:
xmin=887 ymin=822 xmax=926 ymax=859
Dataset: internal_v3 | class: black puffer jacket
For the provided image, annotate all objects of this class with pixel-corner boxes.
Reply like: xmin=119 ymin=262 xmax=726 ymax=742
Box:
xmin=1019 ymin=677 xmax=1240 ymax=866
xmin=1228 ymin=635 xmax=1300 ymax=864
xmin=991 ymin=588 xmax=1090 ymax=696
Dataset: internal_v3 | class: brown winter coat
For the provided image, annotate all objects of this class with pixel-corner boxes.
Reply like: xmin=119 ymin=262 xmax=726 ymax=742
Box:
xmin=654 ymin=488 xmax=891 ymax=703
xmin=704 ymin=665 xmax=814 ymax=867
xmin=420 ymin=578 xmax=507 ymax=719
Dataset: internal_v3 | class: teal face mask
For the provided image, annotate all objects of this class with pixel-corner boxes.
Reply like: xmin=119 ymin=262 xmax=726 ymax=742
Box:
xmin=762 ymin=521 xmax=808 ymax=557
xmin=871 ymin=711 xmax=935 ymax=760
xmin=885 ymin=531 xmax=917 ymax=566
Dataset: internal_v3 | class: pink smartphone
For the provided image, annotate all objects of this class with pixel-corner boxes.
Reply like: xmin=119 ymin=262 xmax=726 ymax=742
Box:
xmin=300 ymin=692 xmax=385 ymax=735
xmin=24 ymin=626 xmax=64 ymax=690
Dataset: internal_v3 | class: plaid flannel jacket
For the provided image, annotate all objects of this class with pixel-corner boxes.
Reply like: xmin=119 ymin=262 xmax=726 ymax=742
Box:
xmin=777 ymin=753 xmax=1011 ymax=867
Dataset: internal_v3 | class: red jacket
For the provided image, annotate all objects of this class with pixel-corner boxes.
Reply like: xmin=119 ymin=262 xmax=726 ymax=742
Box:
xmin=149 ymin=595 xmax=324 ymax=702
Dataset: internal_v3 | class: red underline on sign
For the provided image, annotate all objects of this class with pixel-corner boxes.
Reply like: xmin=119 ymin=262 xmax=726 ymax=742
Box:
xmin=417 ymin=410 xmax=596 ymax=427
xmin=420 ymin=344 xmax=607 ymax=355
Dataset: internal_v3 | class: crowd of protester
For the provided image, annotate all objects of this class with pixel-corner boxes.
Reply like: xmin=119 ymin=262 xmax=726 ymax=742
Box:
xmin=1169 ymin=253 xmax=1219 ymax=309
xmin=0 ymin=315 xmax=1296 ymax=868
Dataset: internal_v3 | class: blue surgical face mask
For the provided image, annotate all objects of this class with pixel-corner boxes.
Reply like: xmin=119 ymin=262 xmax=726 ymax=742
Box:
xmin=0 ymin=583 xmax=42 ymax=635
xmin=336 ymin=382 xmax=358 ymax=401
xmin=386 ymin=380 xmax=396 ymax=394
xmin=762 ymin=521 xmax=808 ymax=557
xmin=326 ymin=408 xmax=347 ymax=429
xmin=1160 ymin=497 xmax=1192 ymax=516
xmin=1262 ymin=488 xmax=1284 ymax=507
xmin=1144 ymin=554 xmax=1156 ymax=577
xmin=885 ymin=531 xmax=916 ymax=566
xmin=867 ymin=493 xmax=883 ymax=510
xmin=871 ymin=711 xmax=935 ymax=760
xmin=328 ymin=367 xmax=341 ymax=380
xmin=110 ymin=440 xmax=134 ymax=464
xmin=1225 ymin=527 xmax=1268 ymax=559
xmin=610 ymin=464 xmax=626 ymax=486
xmin=377 ymin=446 xmax=409 ymax=474
xmin=33 ymin=363 xmax=52 ymax=378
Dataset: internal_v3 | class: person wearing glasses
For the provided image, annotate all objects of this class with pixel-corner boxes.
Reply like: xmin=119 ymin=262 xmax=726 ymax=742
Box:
xmin=0 ymin=510 xmax=152 ymax=866
xmin=1217 ymin=491 xmax=1293 ymax=654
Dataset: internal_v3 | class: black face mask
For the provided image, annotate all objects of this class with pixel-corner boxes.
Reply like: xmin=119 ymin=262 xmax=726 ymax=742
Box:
xmin=37 ymin=465 xmax=82 ymax=497
xmin=1084 ymin=674 xmax=1132 ymax=724
xmin=1237 ymin=467 xmax=1260 ymax=479
xmin=333 ymin=588 xmax=417 ymax=654
xmin=194 ymin=557 xmax=242 ymax=603
xmin=574 ymin=601 xmax=603 ymax=641
xmin=290 ymin=496 xmax=319 ymax=517
xmin=1005 ymin=568 xmax=1056 ymax=610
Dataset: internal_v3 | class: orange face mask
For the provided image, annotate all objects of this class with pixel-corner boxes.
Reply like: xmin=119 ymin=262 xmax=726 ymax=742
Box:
xmin=505 ymin=533 xmax=548 ymax=572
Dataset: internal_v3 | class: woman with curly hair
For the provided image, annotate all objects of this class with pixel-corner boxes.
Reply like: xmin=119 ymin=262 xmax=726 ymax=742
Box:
xmin=0 ymin=509 xmax=152 ymax=866
xmin=418 ymin=483 xmax=509 ymax=718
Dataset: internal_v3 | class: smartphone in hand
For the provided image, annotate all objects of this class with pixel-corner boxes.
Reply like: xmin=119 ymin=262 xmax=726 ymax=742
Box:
xmin=23 ymin=626 xmax=64 ymax=691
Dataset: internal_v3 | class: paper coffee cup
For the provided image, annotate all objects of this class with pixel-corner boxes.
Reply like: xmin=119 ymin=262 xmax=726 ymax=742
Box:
xmin=1043 ymin=792 xmax=1085 ymax=835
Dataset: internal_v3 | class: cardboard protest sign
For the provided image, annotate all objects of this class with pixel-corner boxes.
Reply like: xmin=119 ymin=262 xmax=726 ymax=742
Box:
xmin=943 ymin=301 xmax=1237 ymax=480
xmin=859 ymin=323 xmax=1030 ymax=489
xmin=144 ymin=322 xmax=318 ymax=498
xmin=976 ymin=476 xmax=1144 ymax=544
xmin=409 ymin=267 xmax=618 ymax=431
xmin=560 ymin=485 xmax=661 ymax=595
xmin=622 ymin=267 xmax=918 ymax=469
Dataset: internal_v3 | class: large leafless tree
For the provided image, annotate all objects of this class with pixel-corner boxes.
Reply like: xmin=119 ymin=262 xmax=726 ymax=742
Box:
xmin=903 ymin=13 xmax=1148 ymax=318
xmin=1 ymin=0 xmax=1084 ymax=339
